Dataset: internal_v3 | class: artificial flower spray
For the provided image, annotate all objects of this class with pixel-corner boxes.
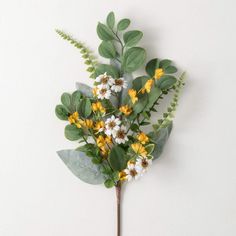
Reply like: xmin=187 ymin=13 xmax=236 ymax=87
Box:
xmin=55 ymin=12 xmax=185 ymax=236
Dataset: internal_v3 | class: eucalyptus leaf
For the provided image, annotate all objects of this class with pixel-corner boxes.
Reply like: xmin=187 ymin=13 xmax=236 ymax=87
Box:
xmin=157 ymin=75 xmax=177 ymax=90
xmin=159 ymin=59 xmax=172 ymax=69
xmin=164 ymin=66 xmax=177 ymax=74
xmin=61 ymin=93 xmax=71 ymax=111
xmin=148 ymin=122 xmax=173 ymax=160
xmin=122 ymin=47 xmax=146 ymax=73
xmin=109 ymin=146 xmax=127 ymax=171
xmin=98 ymin=41 xmax=116 ymax=59
xmin=97 ymin=22 xmax=115 ymax=41
xmin=117 ymin=19 xmax=130 ymax=31
xmin=76 ymin=82 xmax=93 ymax=97
xmin=71 ymin=91 xmax=82 ymax=111
xmin=106 ymin=12 xmax=115 ymax=29
xmin=145 ymin=58 xmax=159 ymax=77
xmin=65 ymin=124 xmax=84 ymax=141
xmin=123 ymin=30 xmax=143 ymax=47
xmin=55 ymin=105 xmax=69 ymax=120
xmin=79 ymin=98 xmax=92 ymax=118
xmin=95 ymin=64 xmax=119 ymax=78
xmin=57 ymin=149 xmax=105 ymax=185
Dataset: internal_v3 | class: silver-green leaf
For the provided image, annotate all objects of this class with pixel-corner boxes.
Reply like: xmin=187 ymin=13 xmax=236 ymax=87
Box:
xmin=57 ymin=150 xmax=105 ymax=185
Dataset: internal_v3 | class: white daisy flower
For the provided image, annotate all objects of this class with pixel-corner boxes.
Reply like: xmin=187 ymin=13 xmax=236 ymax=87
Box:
xmin=114 ymin=125 xmax=128 ymax=144
xmin=136 ymin=157 xmax=152 ymax=173
xmin=97 ymin=87 xmax=111 ymax=100
xmin=105 ymin=115 xmax=121 ymax=137
xmin=124 ymin=163 xmax=142 ymax=181
xmin=95 ymin=72 xmax=114 ymax=86
xmin=111 ymin=78 xmax=127 ymax=92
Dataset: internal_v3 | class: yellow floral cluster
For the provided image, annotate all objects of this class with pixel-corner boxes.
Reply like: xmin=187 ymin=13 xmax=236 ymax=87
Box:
xmin=128 ymin=68 xmax=164 ymax=105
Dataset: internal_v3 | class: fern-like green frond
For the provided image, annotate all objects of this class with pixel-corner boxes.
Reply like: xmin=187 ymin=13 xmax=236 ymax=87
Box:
xmin=55 ymin=29 xmax=97 ymax=78
xmin=153 ymin=72 xmax=186 ymax=131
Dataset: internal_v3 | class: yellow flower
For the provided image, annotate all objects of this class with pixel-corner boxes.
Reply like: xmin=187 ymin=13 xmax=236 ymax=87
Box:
xmin=68 ymin=111 xmax=79 ymax=124
xmin=154 ymin=68 xmax=164 ymax=80
xmin=83 ymin=119 xmax=93 ymax=128
xmin=119 ymin=171 xmax=127 ymax=181
xmin=144 ymin=79 xmax=154 ymax=93
xmin=92 ymin=86 xmax=99 ymax=96
xmin=119 ymin=105 xmax=132 ymax=116
xmin=100 ymin=146 xmax=109 ymax=157
xmin=93 ymin=121 xmax=105 ymax=132
xmin=137 ymin=132 xmax=149 ymax=144
xmin=128 ymin=89 xmax=138 ymax=104
xmin=92 ymin=102 xmax=106 ymax=113
xmin=105 ymin=135 xmax=112 ymax=144
xmin=131 ymin=143 xmax=147 ymax=157
xmin=96 ymin=135 xmax=106 ymax=148
xmin=75 ymin=122 xmax=82 ymax=128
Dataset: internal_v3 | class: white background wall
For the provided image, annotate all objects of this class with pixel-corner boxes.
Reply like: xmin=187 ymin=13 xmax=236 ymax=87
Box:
xmin=0 ymin=0 xmax=236 ymax=235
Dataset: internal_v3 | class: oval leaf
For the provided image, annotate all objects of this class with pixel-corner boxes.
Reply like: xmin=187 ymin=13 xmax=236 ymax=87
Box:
xmin=61 ymin=93 xmax=71 ymax=111
xmin=57 ymin=149 xmax=105 ymax=185
xmin=97 ymin=22 xmax=114 ymax=41
xmin=106 ymin=12 xmax=115 ymax=29
xmin=65 ymin=124 xmax=83 ymax=141
xmin=123 ymin=30 xmax=143 ymax=47
xmin=55 ymin=105 xmax=69 ymax=120
xmin=122 ymin=47 xmax=146 ymax=73
xmin=98 ymin=41 xmax=116 ymax=59
xmin=164 ymin=66 xmax=177 ymax=74
xmin=79 ymin=98 xmax=92 ymax=118
xmin=117 ymin=19 xmax=130 ymax=31
xmin=158 ymin=75 xmax=177 ymax=90
xmin=95 ymin=64 xmax=119 ymax=78
xmin=109 ymin=146 xmax=127 ymax=171
xmin=145 ymin=58 xmax=160 ymax=77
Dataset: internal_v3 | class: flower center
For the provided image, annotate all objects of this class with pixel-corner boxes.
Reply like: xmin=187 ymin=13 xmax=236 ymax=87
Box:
xmin=115 ymin=79 xmax=123 ymax=86
xmin=117 ymin=130 xmax=125 ymax=139
xmin=141 ymin=159 xmax=148 ymax=168
xmin=108 ymin=121 xmax=116 ymax=128
xmin=130 ymin=169 xmax=137 ymax=177
xmin=100 ymin=88 xmax=107 ymax=95
xmin=101 ymin=77 xmax=109 ymax=84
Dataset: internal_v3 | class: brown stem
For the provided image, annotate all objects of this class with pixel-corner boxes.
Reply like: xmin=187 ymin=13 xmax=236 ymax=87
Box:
xmin=116 ymin=183 xmax=122 ymax=236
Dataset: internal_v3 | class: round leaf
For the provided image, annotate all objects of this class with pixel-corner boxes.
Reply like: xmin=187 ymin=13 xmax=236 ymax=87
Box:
xmin=123 ymin=30 xmax=143 ymax=47
xmin=55 ymin=105 xmax=69 ymax=120
xmin=98 ymin=41 xmax=116 ymax=59
xmin=95 ymin=64 xmax=119 ymax=78
xmin=106 ymin=12 xmax=115 ymax=29
xmin=65 ymin=124 xmax=83 ymax=141
xmin=109 ymin=146 xmax=127 ymax=171
xmin=117 ymin=19 xmax=130 ymax=31
xmin=97 ymin=22 xmax=114 ymax=41
xmin=164 ymin=66 xmax=177 ymax=74
xmin=104 ymin=179 xmax=114 ymax=188
xmin=57 ymin=150 xmax=105 ymax=185
xmin=145 ymin=58 xmax=160 ymax=77
xmin=79 ymin=98 xmax=92 ymax=118
xmin=122 ymin=47 xmax=146 ymax=73
xmin=61 ymin=93 xmax=71 ymax=111
xmin=158 ymin=75 xmax=177 ymax=90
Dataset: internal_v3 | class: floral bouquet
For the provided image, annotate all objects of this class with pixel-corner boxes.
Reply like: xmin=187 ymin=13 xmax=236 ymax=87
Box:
xmin=55 ymin=11 xmax=185 ymax=236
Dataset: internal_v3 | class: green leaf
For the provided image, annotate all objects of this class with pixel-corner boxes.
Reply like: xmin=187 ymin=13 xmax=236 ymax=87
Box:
xmin=133 ymin=93 xmax=148 ymax=114
xmin=122 ymin=47 xmax=146 ymax=73
xmin=123 ymin=30 xmax=143 ymax=47
xmin=145 ymin=86 xmax=161 ymax=111
xmin=61 ymin=93 xmax=71 ymax=111
xmin=158 ymin=75 xmax=177 ymax=90
xmin=148 ymin=122 xmax=173 ymax=160
xmin=145 ymin=58 xmax=159 ymax=77
xmin=117 ymin=19 xmax=130 ymax=31
xmin=104 ymin=179 xmax=114 ymax=188
xmin=79 ymin=98 xmax=92 ymax=118
xmin=106 ymin=12 xmax=115 ymax=29
xmin=109 ymin=146 xmax=127 ymax=171
xmin=145 ymin=144 xmax=155 ymax=155
xmin=164 ymin=66 xmax=177 ymax=74
xmin=159 ymin=59 xmax=172 ymax=69
xmin=95 ymin=64 xmax=119 ymax=78
xmin=71 ymin=91 xmax=82 ymax=111
xmin=57 ymin=149 xmax=105 ymax=184
xmin=98 ymin=41 xmax=116 ymax=59
xmin=97 ymin=22 xmax=115 ymax=41
xmin=65 ymin=124 xmax=83 ymax=141
xmin=55 ymin=105 xmax=69 ymax=120
xmin=132 ymin=76 xmax=149 ymax=91
xmin=130 ymin=123 xmax=139 ymax=132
